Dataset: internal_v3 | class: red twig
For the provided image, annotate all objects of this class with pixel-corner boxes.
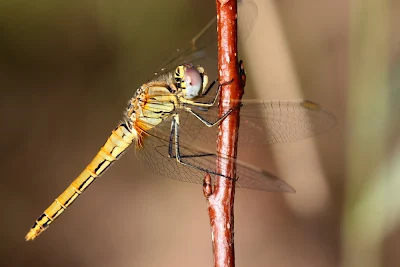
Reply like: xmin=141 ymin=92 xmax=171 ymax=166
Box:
xmin=204 ymin=1 xmax=244 ymax=266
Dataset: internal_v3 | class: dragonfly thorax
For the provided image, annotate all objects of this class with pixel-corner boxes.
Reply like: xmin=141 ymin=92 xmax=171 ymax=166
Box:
xmin=125 ymin=80 xmax=179 ymax=138
xmin=122 ymin=64 xmax=210 ymax=146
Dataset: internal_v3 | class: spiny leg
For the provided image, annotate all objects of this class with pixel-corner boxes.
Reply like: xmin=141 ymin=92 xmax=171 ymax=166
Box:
xmin=183 ymin=103 xmax=242 ymax=127
xmin=191 ymin=79 xmax=217 ymax=112
xmin=182 ymin=78 xmax=241 ymax=127
xmin=168 ymin=115 xmax=213 ymax=159
xmin=169 ymin=115 xmax=235 ymax=181
xmin=201 ymin=79 xmax=217 ymax=96
xmin=180 ymin=79 xmax=234 ymax=108
xmin=168 ymin=118 xmax=176 ymax=158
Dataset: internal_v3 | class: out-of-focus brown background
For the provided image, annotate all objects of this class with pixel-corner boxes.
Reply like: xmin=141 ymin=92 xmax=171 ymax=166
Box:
xmin=1 ymin=0 xmax=399 ymax=266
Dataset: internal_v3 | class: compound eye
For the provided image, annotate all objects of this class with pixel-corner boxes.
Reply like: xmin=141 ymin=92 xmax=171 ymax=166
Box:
xmin=183 ymin=66 xmax=202 ymax=99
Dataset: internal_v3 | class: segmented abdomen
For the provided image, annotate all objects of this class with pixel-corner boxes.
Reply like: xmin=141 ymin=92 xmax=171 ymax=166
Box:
xmin=25 ymin=123 xmax=136 ymax=240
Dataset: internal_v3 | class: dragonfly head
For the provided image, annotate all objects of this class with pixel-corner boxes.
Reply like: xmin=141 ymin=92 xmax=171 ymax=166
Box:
xmin=175 ymin=64 xmax=209 ymax=99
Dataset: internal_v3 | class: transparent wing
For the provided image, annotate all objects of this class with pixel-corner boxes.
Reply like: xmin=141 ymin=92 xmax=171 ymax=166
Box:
xmin=142 ymin=99 xmax=337 ymax=146
xmin=135 ymin=123 xmax=294 ymax=192
xmin=148 ymin=0 xmax=258 ymax=83
xmin=238 ymin=0 xmax=258 ymax=41
xmin=239 ymin=100 xmax=337 ymax=144
xmin=130 ymin=1 xmax=334 ymax=191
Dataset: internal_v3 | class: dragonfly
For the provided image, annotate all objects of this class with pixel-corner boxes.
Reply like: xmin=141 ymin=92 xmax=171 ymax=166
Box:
xmin=25 ymin=1 xmax=336 ymax=241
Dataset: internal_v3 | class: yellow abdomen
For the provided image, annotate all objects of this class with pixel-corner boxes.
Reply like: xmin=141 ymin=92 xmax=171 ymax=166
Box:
xmin=25 ymin=124 xmax=136 ymax=240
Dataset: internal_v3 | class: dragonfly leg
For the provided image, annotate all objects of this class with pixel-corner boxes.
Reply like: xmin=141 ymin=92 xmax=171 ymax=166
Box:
xmin=183 ymin=103 xmax=242 ymax=127
xmin=201 ymin=79 xmax=217 ymax=96
xmin=168 ymin=115 xmax=213 ymax=159
xmin=168 ymin=119 xmax=175 ymax=157
xmin=180 ymin=79 xmax=234 ymax=108
xmin=168 ymin=115 xmax=235 ymax=181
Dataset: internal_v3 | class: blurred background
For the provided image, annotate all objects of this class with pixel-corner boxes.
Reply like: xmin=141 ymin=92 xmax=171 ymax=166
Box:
xmin=0 ymin=0 xmax=399 ymax=266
